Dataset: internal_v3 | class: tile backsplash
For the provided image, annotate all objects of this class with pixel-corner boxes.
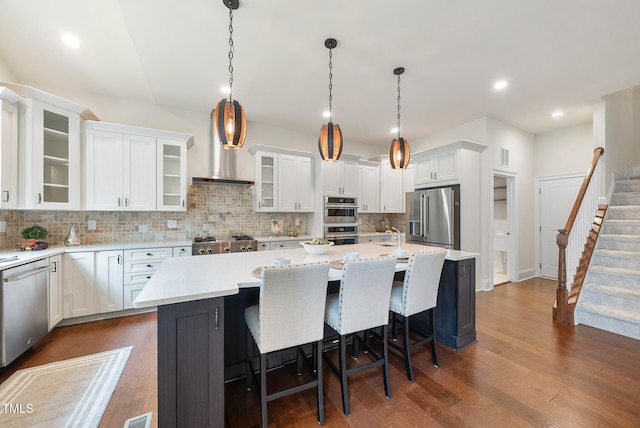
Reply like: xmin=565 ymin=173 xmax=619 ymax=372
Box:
xmin=0 ymin=183 xmax=405 ymax=249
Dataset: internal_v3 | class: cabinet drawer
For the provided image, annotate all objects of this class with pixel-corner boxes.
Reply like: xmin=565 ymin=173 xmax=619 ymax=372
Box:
xmin=124 ymin=284 xmax=145 ymax=310
xmin=271 ymin=241 xmax=303 ymax=249
xmin=124 ymin=247 xmax=172 ymax=261
xmin=173 ymin=246 xmax=191 ymax=257
xmin=257 ymin=242 xmax=271 ymax=251
xmin=124 ymin=260 xmax=164 ymax=273
xmin=125 ymin=272 xmax=156 ymax=285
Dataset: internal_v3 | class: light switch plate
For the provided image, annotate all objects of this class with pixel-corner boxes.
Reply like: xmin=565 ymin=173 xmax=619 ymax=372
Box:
xmin=167 ymin=219 xmax=178 ymax=229
xmin=87 ymin=220 xmax=96 ymax=230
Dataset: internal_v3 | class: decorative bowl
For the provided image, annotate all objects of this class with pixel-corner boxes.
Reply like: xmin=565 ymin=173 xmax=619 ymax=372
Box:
xmin=300 ymin=241 xmax=334 ymax=255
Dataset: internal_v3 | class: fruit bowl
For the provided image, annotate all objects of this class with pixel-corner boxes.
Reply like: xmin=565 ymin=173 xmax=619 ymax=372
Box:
xmin=300 ymin=241 xmax=334 ymax=255
xmin=16 ymin=241 xmax=49 ymax=251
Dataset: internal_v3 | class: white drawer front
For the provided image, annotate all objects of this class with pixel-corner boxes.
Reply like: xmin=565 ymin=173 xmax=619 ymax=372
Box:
xmin=124 ymin=247 xmax=172 ymax=261
xmin=172 ymin=246 xmax=191 ymax=257
xmin=271 ymin=241 xmax=303 ymax=249
xmin=124 ymin=260 xmax=163 ymax=273
xmin=124 ymin=284 xmax=145 ymax=309
xmin=125 ymin=272 xmax=156 ymax=285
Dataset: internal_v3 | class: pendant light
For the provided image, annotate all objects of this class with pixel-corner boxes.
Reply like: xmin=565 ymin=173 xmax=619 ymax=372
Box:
xmin=213 ymin=0 xmax=246 ymax=150
xmin=388 ymin=67 xmax=410 ymax=169
xmin=318 ymin=38 xmax=343 ymax=162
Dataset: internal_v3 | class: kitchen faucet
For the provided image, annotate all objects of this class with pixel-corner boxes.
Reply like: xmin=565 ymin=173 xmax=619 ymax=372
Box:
xmin=385 ymin=227 xmax=402 ymax=248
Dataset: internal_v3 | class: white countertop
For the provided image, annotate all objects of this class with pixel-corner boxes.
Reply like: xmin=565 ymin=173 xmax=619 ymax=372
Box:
xmin=133 ymin=242 xmax=478 ymax=308
xmin=0 ymin=240 xmax=192 ymax=271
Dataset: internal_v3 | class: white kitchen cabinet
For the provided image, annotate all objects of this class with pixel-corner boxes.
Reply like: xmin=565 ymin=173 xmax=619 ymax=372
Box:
xmin=19 ymin=99 xmax=81 ymax=210
xmin=48 ymin=254 xmax=63 ymax=330
xmin=95 ymin=250 xmax=124 ymax=313
xmin=63 ymin=252 xmax=95 ymax=318
xmin=252 ymin=151 xmax=277 ymax=212
xmin=257 ymin=241 xmax=271 ymax=251
xmin=321 ymin=159 xmax=358 ymax=197
xmin=278 ymin=154 xmax=314 ymax=212
xmin=157 ymin=139 xmax=187 ymax=211
xmin=83 ymin=128 xmax=156 ymax=211
xmin=402 ymin=163 xmax=415 ymax=212
xmin=123 ymin=247 xmax=172 ymax=309
xmin=381 ymin=160 xmax=404 ymax=213
xmin=270 ymin=239 xmax=306 ymax=249
xmin=415 ymin=149 xmax=459 ymax=186
xmin=172 ymin=246 xmax=192 ymax=257
xmin=0 ymin=97 xmax=19 ymax=209
xmin=357 ymin=162 xmax=381 ymax=213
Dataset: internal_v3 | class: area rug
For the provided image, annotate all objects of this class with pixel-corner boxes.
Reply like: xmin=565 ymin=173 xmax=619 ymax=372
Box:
xmin=0 ymin=346 xmax=132 ymax=428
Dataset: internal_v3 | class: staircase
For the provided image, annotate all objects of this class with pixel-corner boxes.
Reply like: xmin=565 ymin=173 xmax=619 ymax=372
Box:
xmin=576 ymin=178 xmax=640 ymax=340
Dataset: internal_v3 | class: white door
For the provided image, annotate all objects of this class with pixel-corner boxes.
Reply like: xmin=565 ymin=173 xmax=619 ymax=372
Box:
xmin=539 ymin=176 xmax=584 ymax=279
xmin=278 ymin=154 xmax=298 ymax=211
xmin=95 ymin=251 xmax=124 ymax=313
xmin=124 ymin=134 xmax=156 ymax=211
xmin=84 ymin=129 xmax=124 ymax=210
xmin=63 ymin=252 xmax=95 ymax=318
xmin=296 ymin=156 xmax=315 ymax=211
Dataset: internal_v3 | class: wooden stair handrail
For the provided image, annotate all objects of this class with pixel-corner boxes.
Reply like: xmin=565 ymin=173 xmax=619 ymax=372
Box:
xmin=555 ymin=147 xmax=604 ymax=325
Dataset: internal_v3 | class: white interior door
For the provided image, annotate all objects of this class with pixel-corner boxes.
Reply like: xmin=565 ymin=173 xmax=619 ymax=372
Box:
xmin=539 ymin=176 xmax=584 ymax=279
xmin=492 ymin=172 xmax=517 ymax=286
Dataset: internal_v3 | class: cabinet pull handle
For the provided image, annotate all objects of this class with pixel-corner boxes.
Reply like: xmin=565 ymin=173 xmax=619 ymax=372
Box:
xmin=118 ymin=197 xmax=121 ymax=207
xmin=125 ymin=197 xmax=129 ymax=207
xmin=182 ymin=199 xmax=185 ymax=208
xmin=147 ymin=264 xmax=153 ymax=268
xmin=2 ymin=190 xmax=9 ymax=202
xmin=146 ymin=253 xmax=152 ymax=256
xmin=51 ymin=261 xmax=57 ymax=273
xmin=37 ymin=193 xmax=42 ymax=204
xmin=118 ymin=255 xmax=122 ymax=264
xmin=146 ymin=275 xmax=152 ymax=279
xmin=215 ymin=307 xmax=220 ymax=330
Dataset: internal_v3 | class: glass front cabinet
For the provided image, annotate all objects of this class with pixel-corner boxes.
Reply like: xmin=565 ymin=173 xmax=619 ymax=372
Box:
xmin=157 ymin=139 xmax=188 ymax=211
xmin=20 ymin=99 xmax=81 ymax=210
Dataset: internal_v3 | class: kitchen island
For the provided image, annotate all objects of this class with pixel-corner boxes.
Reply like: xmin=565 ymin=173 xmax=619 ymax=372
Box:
xmin=134 ymin=243 xmax=477 ymax=428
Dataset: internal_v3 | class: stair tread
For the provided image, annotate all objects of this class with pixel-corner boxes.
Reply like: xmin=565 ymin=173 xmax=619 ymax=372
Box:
xmin=599 ymin=233 xmax=640 ymax=241
xmin=594 ymin=249 xmax=640 ymax=259
xmin=583 ymin=282 xmax=640 ymax=298
xmin=589 ymin=265 xmax=640 ymax=277
xmin=578 ymin=302 xmax=640 ymax=323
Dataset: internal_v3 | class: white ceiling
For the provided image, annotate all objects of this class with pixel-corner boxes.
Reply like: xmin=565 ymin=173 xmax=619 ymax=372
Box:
xmin=2 ymin=0 xmax=640 ymax=147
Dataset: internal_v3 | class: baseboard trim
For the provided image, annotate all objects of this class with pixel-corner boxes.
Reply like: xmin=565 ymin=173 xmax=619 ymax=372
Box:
xmin=57 ymin=307 xmax=157 ymax=327
xmin=518 ymin=268 xmax=537 ymax=282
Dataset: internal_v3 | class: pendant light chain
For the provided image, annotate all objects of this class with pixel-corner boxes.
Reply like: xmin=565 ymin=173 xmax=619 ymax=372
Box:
xmin=328 ymin=47 xmax=333 ymax=122
xmin=227 ymin=2 xmax=234 ymax=102
xmin=396 ymin=73 xmax=401 ymax=139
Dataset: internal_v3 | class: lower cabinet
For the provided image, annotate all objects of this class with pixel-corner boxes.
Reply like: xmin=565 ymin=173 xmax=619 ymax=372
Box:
xmin=123 ymin=247 xmax=173 ymax=310
xmin=257 ymin=239 xmax=305 ymax=251
xmin=63 ymin=252 xmax=96 ymax=318
xmin=157 ymin=297 xmax=224 ymax=428
xmin=48 ymin=254 xmax=63 ymax=330
xmin=95 ymin=251 xmax=124 ymax=313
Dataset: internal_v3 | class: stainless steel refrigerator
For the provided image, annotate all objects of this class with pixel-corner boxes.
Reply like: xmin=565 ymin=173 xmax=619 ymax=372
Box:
xmin=405 ymin=185 xmax=460 ymax=249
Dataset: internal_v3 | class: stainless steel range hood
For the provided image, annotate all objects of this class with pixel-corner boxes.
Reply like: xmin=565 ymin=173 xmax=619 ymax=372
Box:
xmin=191 ymin=110 xmax=254 ymax=186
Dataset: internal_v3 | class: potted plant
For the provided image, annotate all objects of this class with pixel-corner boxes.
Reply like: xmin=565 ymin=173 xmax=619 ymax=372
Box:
xmin=18 ymin=224 xmax=49 ymax=251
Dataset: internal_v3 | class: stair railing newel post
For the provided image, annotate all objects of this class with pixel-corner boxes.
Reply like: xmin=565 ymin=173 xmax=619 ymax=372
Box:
xmin=556 ymin=229 xmax=569 ymax=324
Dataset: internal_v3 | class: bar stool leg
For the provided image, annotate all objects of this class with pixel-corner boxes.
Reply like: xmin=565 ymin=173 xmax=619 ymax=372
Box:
xmin=381 ymin=325 xmax=392 ymax=399
xmin=260 ymin=353 xmax=268 ymax=427
xmin=430 ymin=308 xmax=439 ymax=367
xmin=402 ymin=315 xmax=415 ymax=381
xmin=316 ymin=340 xmax=325 ymax=424
xmin=339 ymin=335 xmax=350 ymax=416
xmin=246 ymin=327 xmax=253 ymax=391
xmin=392 ymin=313 xmax=398 ymax=341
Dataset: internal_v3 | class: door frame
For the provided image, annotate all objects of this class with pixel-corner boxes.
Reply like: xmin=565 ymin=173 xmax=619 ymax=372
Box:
xmin=490 ymin=169 xmax=518 ymax=286
xmin=534 ymin=173 xmax=585 ymax=278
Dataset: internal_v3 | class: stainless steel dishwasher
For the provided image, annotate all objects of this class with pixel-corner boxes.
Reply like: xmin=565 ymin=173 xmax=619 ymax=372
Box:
xmin=1 ymin=258 xmax=52 ymax=367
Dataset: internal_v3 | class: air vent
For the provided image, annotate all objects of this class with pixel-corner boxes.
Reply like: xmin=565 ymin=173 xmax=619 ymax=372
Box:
xmin=123 ymin=412 xmax=152 ymax=428
xmin=500 ymin=148 xmax=509 ymax=167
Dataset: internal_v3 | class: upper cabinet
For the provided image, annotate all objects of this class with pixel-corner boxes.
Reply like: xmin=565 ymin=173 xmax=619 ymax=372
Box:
xmin=380 ymin=160 xmax=405 ymax=213
xmin=278 ymin=154 xmax=314 ymax=212
xmin=19 ymin=99 xmax=81 ymax=209
xmin=249 ymin=145 xmax=315 ymax=213
xmin=0 ymin=88 xmax=22 ymax=209
xmin=83 ymin=121 xmax=192 ymax=212
xmin=357 ymin=162 xmax=380 ymax=213
xmin=321 ymin=155 xmax=359 ymax=197
xmin=415 ymin=149 xmax=459 ymax=186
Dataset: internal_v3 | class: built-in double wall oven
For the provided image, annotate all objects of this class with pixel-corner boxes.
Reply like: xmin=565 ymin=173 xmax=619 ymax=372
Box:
xmin=324 ymin=196 xmax=358 ymax=245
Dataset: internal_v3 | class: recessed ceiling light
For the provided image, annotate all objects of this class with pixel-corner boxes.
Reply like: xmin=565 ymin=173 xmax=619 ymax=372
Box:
xmin=493 ymin=80 xmax=508 ymax=91
xmin=62 ymin=33 xmax=80 ymax=49
xmin=551 ymin=110 xmax=564 ymax=118
xmin=322 ymin=111 xmax=330 ymax=118
xmin=390 ymin=127 xmax=398 ymax=134
xmin=220 ymin=85 xmax=231 ymax=94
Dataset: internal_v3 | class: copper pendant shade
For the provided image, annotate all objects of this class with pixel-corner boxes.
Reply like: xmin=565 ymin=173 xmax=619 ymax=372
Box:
xmin=318 ymin=38 xmax=343 ymax=161
xmin=215 ymin=0 xmax=246 ymax=150
xmin=388 ymin=137 xmax=410 ymax=169
xmin=214 ymin=98 xmax=246 ymax=149
xmin=388 ymin=67 xmax=410 ymax=169
xmin=318 ymin=121 xmax=343 ymax=162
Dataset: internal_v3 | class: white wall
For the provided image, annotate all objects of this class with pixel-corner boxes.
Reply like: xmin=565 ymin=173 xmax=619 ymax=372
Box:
xmin=602 ymin=88 xmax=634 ymax=190
xmin=411 ymin=117 xmax=487 ymax=151
xmin=0 ymin=57 xmax=16 ymax=81
xmin=533 ymin=122 xmax=593 ymax=178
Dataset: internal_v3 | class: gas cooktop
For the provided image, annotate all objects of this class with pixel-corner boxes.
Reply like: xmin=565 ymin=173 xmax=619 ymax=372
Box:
xmin=193 ymin=235 xmax=255 ymax=243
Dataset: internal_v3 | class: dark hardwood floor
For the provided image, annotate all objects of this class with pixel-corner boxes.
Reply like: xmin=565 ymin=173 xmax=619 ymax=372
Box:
xmin=2 ymin=277 xmax=639 ymax=427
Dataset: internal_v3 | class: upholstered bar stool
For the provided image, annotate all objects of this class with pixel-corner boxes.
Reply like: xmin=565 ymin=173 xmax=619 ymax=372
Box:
xmin=323 ymin=256 xmax=397 ymax=416
xmin=389 ymin=249 xmax=447 ymax=381
xmin=245 ymin=261 xmax=330 ymax=427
